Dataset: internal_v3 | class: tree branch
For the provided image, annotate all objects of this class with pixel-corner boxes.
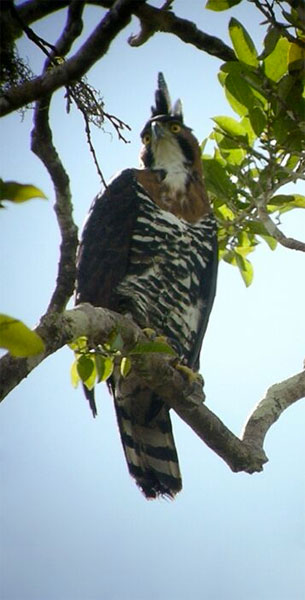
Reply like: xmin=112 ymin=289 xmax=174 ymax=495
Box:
xmin=1 ymin=305 xmax=303 ymax=474
xmin=257 ymin=204 xmax=305 ymax=252
xmin=129 ymin=3 xmax=235 ymax=62
xmin=0 ymin=0 xmax=141 ymax=117
xmin=31 ymin=102 xmax=78 ymax=313
xmin=242 ymin=370 xmax=305 ymax=451
xmin=0 ymin=0 xmax=236 ymax=118
xmin=17 ymin=0 xmax=235 ymax=62
xmin=30 ymin=2 xmax=86 ymax=313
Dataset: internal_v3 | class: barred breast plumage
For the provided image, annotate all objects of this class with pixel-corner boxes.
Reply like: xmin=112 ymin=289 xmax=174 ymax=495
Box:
xmin=75 ymin=73 xmax=218 ymax=498
xmin=117 ymin=183 xmax=217 ymax=366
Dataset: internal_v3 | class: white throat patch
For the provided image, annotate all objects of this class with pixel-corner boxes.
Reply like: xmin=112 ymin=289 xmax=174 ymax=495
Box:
xmin=152 ymin=137 xmax=188 ymax=193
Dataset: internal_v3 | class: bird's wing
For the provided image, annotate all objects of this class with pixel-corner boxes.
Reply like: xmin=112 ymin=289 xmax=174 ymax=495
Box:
xmin=75 ymin=169 xmax=140 ymax=310
xmin=189 ymin=218 xmax=218 ymax=371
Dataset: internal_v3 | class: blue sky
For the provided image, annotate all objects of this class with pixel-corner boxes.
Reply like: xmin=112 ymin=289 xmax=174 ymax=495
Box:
xmin=1 ymin=2 xmax=304 ymax=599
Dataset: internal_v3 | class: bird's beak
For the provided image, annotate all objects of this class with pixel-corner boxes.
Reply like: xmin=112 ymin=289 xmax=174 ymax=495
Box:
xmin=151 ymin=121 xmax=165 ymax=140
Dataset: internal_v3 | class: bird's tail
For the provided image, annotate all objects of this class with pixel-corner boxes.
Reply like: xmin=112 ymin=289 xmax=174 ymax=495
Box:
xmin=112 ymin=372 xmax=182 ymax=499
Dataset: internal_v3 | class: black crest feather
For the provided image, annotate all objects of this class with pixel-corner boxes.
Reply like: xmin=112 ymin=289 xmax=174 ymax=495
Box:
xmin=151 ymin=72 xmax=183 ymax=122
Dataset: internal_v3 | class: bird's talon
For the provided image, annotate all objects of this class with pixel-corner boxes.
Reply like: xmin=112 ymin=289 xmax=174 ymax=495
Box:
xmin=175 ymin=363 xmax=200 ymax=383
xmin=142 ymin=327 xmax=157 ymax=339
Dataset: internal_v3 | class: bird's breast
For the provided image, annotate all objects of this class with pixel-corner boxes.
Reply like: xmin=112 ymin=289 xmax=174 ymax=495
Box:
xmin=116 ymin=188 xmax=216 ymax=362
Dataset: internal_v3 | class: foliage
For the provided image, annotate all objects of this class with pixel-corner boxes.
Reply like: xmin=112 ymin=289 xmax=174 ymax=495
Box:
xmin=0 ymin=179 xmax=46 ymax=207
xmin=70 ymin=332 xmax=177 ymax=390
xmin=202 ymin=5 xmax=305 ymax=285
xmin=0 ymin=314 xmax=45 ymax=357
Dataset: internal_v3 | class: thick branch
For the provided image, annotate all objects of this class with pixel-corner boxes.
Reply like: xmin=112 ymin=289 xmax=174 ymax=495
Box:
xmin=130 ymin=3 xmax=235 ymax=61
xmin=17 ymin=0 xmax=235 ymax=62
xmin=0 ymin=305 xmax=147 ymax=402
xmin=242 ymin=370 xmax=305 ymax=450
xmin=30 ymin=3 xmax=86 ymax=313
xmin=1 ymin=304 xmax=303 ymax=474
xmin=32 ymin=104 xmax=78 ymax=313
xmin=0 ymin=0 xmax=140 ymax=116
xmin=1 ymin=0 xmax=235 ymax=118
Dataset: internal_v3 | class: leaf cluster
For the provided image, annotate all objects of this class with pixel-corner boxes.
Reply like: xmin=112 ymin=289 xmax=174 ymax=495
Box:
xmin=69 ymin=331 xmax=177 ymax=391
xmin=202 ymin=7 xmax=305 ymax=284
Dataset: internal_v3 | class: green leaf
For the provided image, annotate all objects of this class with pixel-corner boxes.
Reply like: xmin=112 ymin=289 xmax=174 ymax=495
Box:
xmin=288 ymin=42 xmax=305 ymax=73
xmin=213 ymin=201 xmax=235 ymax=221
xmin=70 ymin=360 xmax=81 ymax=388
xmin=120 ymin=356 xmax=132 ymax=378
xmin=234 ymin=252 xmax=254 ymax=286
xmin=105 ymin=330 xmax=124 ymax=352
xmin=271 ymin=114 xmax=299 ymax=147
xmin=206 ymin=0 xmax=242 ymax=10
xmin=260 ymin=27 xmax=281 ymax=60
xmin=222 ymin=69 xmax=257 ymax=116
xmin=248 ymin=105 xmax=267 ymax=136
xmin=282 ymin=8 xmax=303 ymax=27
xmin=285 ymin=153 xmax=301 ymax=171
xmin=258 ymin=234 xmax=277 ymax=250
xmin=95 ymin=354 xmax=114 ymax=382
xmin=0 ymin=180 xmax=47 ymax=203
xmin=229 ymin=18 xmax=258 ymax=67
xmin=216 ymin=138 xmax=246 ymax=165
xmin=263 ymin=37 xmax=289 ymax=82
xmin=213 ymin=115 xmax=248 ymax=139
xmin=221 ymin=62 xmax=267 ymax=106
xmin=236 ymin=230 xmax=256 ymax=253
xmin=68 ymin=336 xmax=88 ymax=352
xmin=246 ymin=221 xmax=277 ymax=243
xmin=131 ymin=341 xmax=177 ymax=356
xmin=202 ymin=157 xmax=235 ymax=199
xmin=0 ymin=313 xmax=45 ymax=357
xmin=245 ymin=221 xmax=277 ymax=249
xmin=267 ymin=194 xmax=305 ymax=213
xmin=76 ymin=354 xmax=95 ymax=383
xmin=221 ymin=249 xmax=236 ymax=265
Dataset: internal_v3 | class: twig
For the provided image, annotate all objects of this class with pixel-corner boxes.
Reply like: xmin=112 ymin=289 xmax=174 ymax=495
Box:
xmin=72 ymin=90 xmax=108 ymax=187
xmin=251 ymin=0 xmax=305 ymax=48
xmin=8 ymin=1 xmax=57 ymax=58
xmin=103 ymin=111 xmax=131 ymax=143
xmin=257 ymin=203 xmax=305 ymax=252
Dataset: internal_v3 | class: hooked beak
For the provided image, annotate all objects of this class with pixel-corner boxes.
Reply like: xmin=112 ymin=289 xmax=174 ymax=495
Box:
xmin=151 ymin=121 xmax=165 ymax=140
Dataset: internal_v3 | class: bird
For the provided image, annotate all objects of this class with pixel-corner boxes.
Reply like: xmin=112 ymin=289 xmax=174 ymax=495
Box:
xmin=75 ymin=73 xmax=218 ymax=499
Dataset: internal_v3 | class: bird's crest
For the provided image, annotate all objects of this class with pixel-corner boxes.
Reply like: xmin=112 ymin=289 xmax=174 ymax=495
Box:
xmin=151 ymin=72 xmax=183 ymax=122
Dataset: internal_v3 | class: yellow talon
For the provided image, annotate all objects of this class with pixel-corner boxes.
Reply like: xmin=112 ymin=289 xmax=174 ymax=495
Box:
xmin=175 ymin=363 xmax=201 ymax=383
xmin=142 ymin=327 xmax=157 ymax=339
xmin=154 ymin=335 xmax=168 ymax=344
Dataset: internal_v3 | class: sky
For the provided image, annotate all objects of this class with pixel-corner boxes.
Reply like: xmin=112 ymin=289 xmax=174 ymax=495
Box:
xmin=0 ymin=2 xmax=305 ymax=599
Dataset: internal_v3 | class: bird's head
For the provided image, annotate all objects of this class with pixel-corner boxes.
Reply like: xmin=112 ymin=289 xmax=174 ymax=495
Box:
xmin=139 ymin=73 xmax=202 ymax=181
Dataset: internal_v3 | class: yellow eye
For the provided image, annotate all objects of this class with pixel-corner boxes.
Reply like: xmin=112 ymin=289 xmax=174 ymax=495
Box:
xmin=170 ymin=123 xmax=181 ymax=134
xmin=143 ymin=133 xmax=151 ymax=145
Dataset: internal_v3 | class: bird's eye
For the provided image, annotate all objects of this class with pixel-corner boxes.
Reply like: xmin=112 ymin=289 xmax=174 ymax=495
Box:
xmin=143 ymin=133 xmax=151 ymax=145
xmin=170 ymin=123 xmax=181 ymax=134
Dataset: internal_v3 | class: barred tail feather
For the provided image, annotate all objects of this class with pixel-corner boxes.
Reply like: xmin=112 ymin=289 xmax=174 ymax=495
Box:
xmin=112 ymin=376 xmax=182 ymax=498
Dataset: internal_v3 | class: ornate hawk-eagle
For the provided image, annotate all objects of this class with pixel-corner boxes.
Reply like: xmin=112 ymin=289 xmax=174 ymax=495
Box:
xmin=76 ymin=73 xmax=218 ymax=499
